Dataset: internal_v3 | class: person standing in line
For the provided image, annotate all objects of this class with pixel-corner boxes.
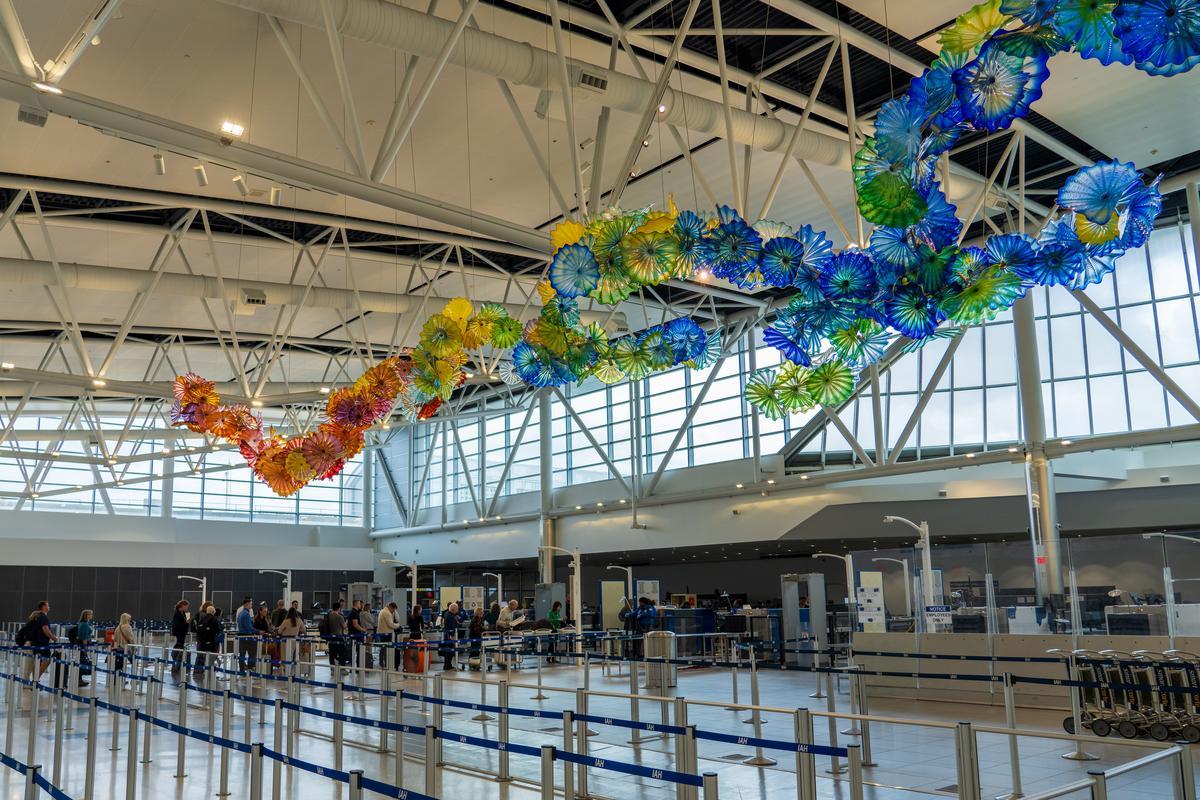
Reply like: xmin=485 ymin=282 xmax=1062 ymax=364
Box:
xmin=497 ymin=599 xmax=525 ymax=632
xmin=236 ymin=597 xmax=256 ymax=673
xmin=324 ymin=602 xmax=349 ymax=666
xmin=346 ymin=600 xmax=365 ymax=669
xmin=76 ymin=609 xmax=95 ymax=685
xmin=112 ymin=613 xmax=135 ymax=680
xmin=359 ymin=603 xmax=377 ymax=669
xmin=270 ymin=599 xmax=287 ymax=630
xmin=485 ymin=602 xmax=501 ymax=630
xmin=467 ymin=606 xmax=486 ymax=669
xmin=376 ymin=602 xmax=400 ymax=670
xmin=407 ymin=604 xmax=425 ymax=639
xmin=439 ymin=602 xmax=463 ymax=670
xmin=546 ymin=601 xmax=563 ymax=664
xmin=170 ymin=599 xmax=191 ymax=681
xmin=254 ymin=603 xmax=276 ymax=672
xmin=28 ymin=601 xmax=58 ymax=683
xmin=196 ymin=605 xmax=222 ymax=677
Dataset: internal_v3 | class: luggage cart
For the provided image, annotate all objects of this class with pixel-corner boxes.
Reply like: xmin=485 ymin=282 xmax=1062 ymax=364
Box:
xmin=1163 ymin=650 xmax=1200 ymax=743
xmin=1052 ymin=648 xmax=1115 ymax=736
xmin=1097 ymin=649 xmax=1157 ymax=739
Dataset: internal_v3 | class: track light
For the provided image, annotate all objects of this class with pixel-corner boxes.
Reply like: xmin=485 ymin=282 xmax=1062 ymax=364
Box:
xmin=194 ymin=164 xmax=209 ymax=187
xmin=32 ymin=82 xmax=62 ymax=95
xmin=153 ymin=153 xmax=166 ymax=175
xmin=657 ymin=103 xmax=667 ymax=113
xmin=232 ymin=175 xmax=250 ymax=196
xmin=1 ymin=362 xmax=13 ymax=370
xmin=251 ymin=399 xmax=263 ymax=408
xmin=319 ymin=387 xmax=331 ymax=395
xmin=220 ymin=120 xmax=245 ymax=137
xmin=91 ymin=378 xmax=106 ymax=387
xmin=269 ymin=187 xmax=281 ymax=206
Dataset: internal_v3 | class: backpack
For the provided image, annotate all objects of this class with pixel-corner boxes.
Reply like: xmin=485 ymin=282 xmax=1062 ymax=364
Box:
xmin=67 ymin=625 xmax=79 ymax=644
xmin=317 ymin=615 xmax=330 ymax=637
xmin=14 ymin=620 xmax=30 ymax=646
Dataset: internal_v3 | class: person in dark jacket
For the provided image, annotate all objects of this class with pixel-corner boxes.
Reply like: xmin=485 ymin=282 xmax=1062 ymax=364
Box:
xmin=439 ymin=602 xmax=462 ymax=670
xmin=484 ymin=602 xmax=501 ymax=630
xmin=618 ymin=597 xmax=637 ymax=657
xmin=324 ymin=602 xmax=350 ymax=666
xmin=196 ymin=605 xmax=222 ymax=677
xmin=407 ymin=606 xmax=425 ymax=639
xmin=467 ymin=607 xmax=485 ymax=669
xmin=171 ymin=599 xmax=191 ymax=680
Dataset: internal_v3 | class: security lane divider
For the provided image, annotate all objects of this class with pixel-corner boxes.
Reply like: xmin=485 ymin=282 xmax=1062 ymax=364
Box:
xmin=851 ymin=649 xmax=1062 ymax=664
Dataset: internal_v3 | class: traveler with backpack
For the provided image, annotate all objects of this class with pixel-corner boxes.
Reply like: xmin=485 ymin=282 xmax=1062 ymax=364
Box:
xmin=18 ymin=601 xmax=58 ymax=684
xmin=111 ymin=613 xmax=135 ymax=678
xmin=195 ymin=605 xmax=222 ymax=676
xmin=321 ymin=602 xmax=350 ymax=666
xmin=73 ymin=609 xmax=95 ymax=686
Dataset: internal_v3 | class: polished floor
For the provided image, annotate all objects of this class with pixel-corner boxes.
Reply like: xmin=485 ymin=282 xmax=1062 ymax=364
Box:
xmin=0 ymin=651 xmax=1189 ymax=799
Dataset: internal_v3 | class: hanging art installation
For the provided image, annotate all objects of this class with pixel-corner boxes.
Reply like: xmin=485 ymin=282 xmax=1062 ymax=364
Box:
xmin=174 ymin=0 xmax=1197 ymax=496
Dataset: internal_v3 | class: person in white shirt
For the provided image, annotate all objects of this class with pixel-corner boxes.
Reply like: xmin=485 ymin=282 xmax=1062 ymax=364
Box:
xmin=496 ymin=599 xmax=526 ymax=633
xmin=376 ymin=602 xmax=401 ymax=670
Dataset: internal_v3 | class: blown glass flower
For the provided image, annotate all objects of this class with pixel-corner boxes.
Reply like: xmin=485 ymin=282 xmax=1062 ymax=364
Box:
xmin=1053 ymin=0 xmax=1131 ymax=65
xmin=874 ymin=96 xmax=924 ymax=165
xmin=886 ymin=285 xmax=944 ymax=339
xmin=489 ymin=316 xmax=523 ymax=349
xmin=940 ymin=0 xmax=1010 ymax=55
xmin=622 ymin=231 xmax=675 ymax=284
xmin=985 ymin=232 xmax=1038 ymax=275
xmin=419 ymin=313 xmax=464 ymax=358
xmin=910 ymin=182 xmax=962 ymax=251
xmin=1121 ymin=175 xmax=1163 ymax=248
xmin=820 ymin=251 xmax=877 ymax=301
xmin=759 ymin=236 xmax=806 ymax=288
xmin=1057 ymin=160 xmax=1141 ymax=225
xmin=763 ymin=318 xmax=816 ymax=367
xmin=1114 ymin=0 xmax=1200 ymax=72
xmin=805 ymin=360 xmax=856 ymax=407
xmin=590 ymin=259 xmax=636 ymax=305
xmin=703 ymin=217 xmax=762 ymax=279
xmin=512 ymin=342 xmax=560 ymax=387
xmin=745 ymin=368 xmax=786 ymax=420
xmin=550 ymin=243 xmax=601 ymax=298
xmin=664 ymin=318 xmax=708 ymax=363
xmin=685 ymin=330 xmax=722 ymax=370
xmin=612 ymin=337 xmax=655 ymax=380
xmin=1020 ymin=230 xmax=1087 ymax=286
xmin=869 ymin=225 xmax=921 ymax=274
xmin=301 ymin=429 xmax=346 ymax=477
xmin=829 ymin=320 xmax=890 ymax=369
xmin=857 ymin=171 xmax=929 ymax=228
xmin=776 ymin=363 xmax=815 ymax=412
xmin=953 ymin=45 xmax=1048 ymax=131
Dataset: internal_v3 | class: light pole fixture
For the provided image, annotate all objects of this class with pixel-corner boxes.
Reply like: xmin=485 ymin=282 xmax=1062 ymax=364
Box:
xmin=814 ymin=552 xmax=857 ymax=612
xmin=606 ymin=564 xmax=634 ymax=602
xmin=872 ymin=556 xmax=912 ymax=619
xmin=540 ymin=545 xmax=583 ymax=656
xmin=177 ymin=574 xmax=207 ymax=607
xmin=883 ymin=515 xmax=935 ymax=609
xmin=381 ymin=558 xmax=418 ymax=614
xmin=259 ymin=569 xmax=293 ymax=607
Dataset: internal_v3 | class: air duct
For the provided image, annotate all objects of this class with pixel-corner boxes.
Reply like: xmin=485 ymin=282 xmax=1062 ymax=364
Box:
xmin=215 ymin=0 xmax=852 ymax=168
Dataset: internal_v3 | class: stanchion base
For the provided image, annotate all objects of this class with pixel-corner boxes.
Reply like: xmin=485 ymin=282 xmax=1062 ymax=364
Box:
xmin=530 ymin=693 xmax=549 ymax=700
xmin=809 ymin=691 xmax=826 ymax=699
xmin=840 ymin=726 xmax=861 ymax=736
xmin=824 ymin=767 xmax=847 ymax=775
xmin=471 ymin=713 xmax=496 ymax=722
xmin=994 ymin=793 xmax=1024 ymax=799
xmin=627 ymin=734 xmax=666 ymax=744
xmin=743 ymin=755 xmax=778 ymax=767
xmin=861 ymin=760 xmax=878 ymax=768
xmin=1061 ymin=750 xmax=1099 ymax=761
xmin=741 ymin=717 xmax=768 ymax=724
xmin=584 ymin=728 xmax=598 ymax=736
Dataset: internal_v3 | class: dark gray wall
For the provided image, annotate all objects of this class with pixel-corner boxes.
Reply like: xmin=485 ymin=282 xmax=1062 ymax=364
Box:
xmin=0 ymin=567 xmax=374 ymax=625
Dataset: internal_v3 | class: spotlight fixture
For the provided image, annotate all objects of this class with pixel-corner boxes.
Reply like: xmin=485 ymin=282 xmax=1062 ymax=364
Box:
xmin=575 ymin=505 xmax=583 ymax=510
xmin=657 ymin=103 xmax=667 ymax=113
xmin=596 ymin=501 xmax=603 ymax=507
xmin=641 ymin=134 xmax=653 ymax=147
xmin=220 ymin=120 xmax=245 ymax=137
xmin=91 ymin=378 xmax=106 ymax=387
xmin=30 ymin=492 xmax=38 ymax=498
xmin=162 ymin=447 xmax=172 ymax=455
xmin=32 ymin=82 xmax=62 ymax=95
xmin=153 ymin=153 xmax=166 ymax=175
xmin=269 ymin=187 xmax=281 ymax=206
xmin=766 ymin=479 xmax=775 ymax=485
xmin=251 ymin=400 xmax=263 ymax=408
xmin=800 ymin=475 xmax=809 ymax=481
xmin=319 ymin=387 xmax=331 ymax=395
xmin=232 ymin=175 xmax=250 ymax=196
xmin=965 ymin=452 xmax=975 ymax=458
xmin=49 ymin=451 xmax=60 ymax=457
xmin=1061 ymin=438 xmax=1072 ymax=445
xmin=1008 ymin=446 xmax=1019 ymax=453
xmin=107 ymin=458 xmax=116 ymax=465
xmin=735 ymin=482 xmax=744 ymax=489
xmin=194 ymin=164 xmax=209 ymax=187
xmin=1 ymin=362 xmax=13 ymax=370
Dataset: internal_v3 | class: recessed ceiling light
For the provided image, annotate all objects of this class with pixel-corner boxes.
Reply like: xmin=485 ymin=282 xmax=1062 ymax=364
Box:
xmin=0 ymin=362 xmax=13 ymax=370
xmin=596 ymin=502 xmax=603 ymax=507
xmin=33 ymin=82 xmax=62 ymax=95
xmin=575 ymin=505 xmax=582 ymax=510
xmin=657 ymin=103 xmax=667 ymax=113
xmin=766 ymin=479 xmax=775 ymax=484
xmin=619 ymin=498 xmax=627 ymax=504
xmin=735 ymin=482 xmax=744 ymax=489
xmin=319 ymin=387 xmax=331 ymax=395
xmin=800 ymin=475 xmax=809 ymax=481
xmin=220 ymin=120 xmax=245 ymax=137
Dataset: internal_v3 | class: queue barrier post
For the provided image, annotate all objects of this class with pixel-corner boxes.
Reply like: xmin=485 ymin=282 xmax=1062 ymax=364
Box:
xmin=499 ymin=679 xmax=512 ymax=782
xmin=334 ymin=681 xmax=345 ymax=770
xmin=702 ymin=772 xmax=719 ymax=800
xmin=110 ymin=671 xmax=122 ymax=753
xmin=532 ymin=652 xmax=548 ymax=700
xmin=250 ymin=743 xmax=264 ymax=800
xmin=218 ymin=690 xmax=232 ymax=797
xmin=954 ymin=721 xmax=982 ymax=800
xmin=424 ymin=725 xmax=439 ymax=796
xmin=847 ymin=743 xmax=863 ymax=800
xmin=628 ymin=663 xmax=643 ymax=744
xmin=999 ymin=673 xmax=1023 ymax=800
xmin=286 ymin=676 xmax=297 ymax=753
xmin=395 ymin=686 xmax=405 ymax=783
xmin=855 ymin=669 xmax=876 ymax=766
xmin=432 ymin=674 xmax=444 ymax=736
xmin=841 ymin=670 xmax=862 ymax=736
xmin=824 ymin=671 xmax=843 ymax=775
xmin=272 ymin=700 xmax=283 ymax=800
xmin=794 ymin=708 xmax=817 ymax=800
xmin=562 ymin=710 xmax=575 ymax=800
xmin=141 ymin=671 xmax=155 ymax=764
xmin=64 ymin=659 xmax=76 ymax=732
xmin=26 ymin=672 xmax=40 ymax=765
xmin=1179 ymin=740 xmax=1197 ymax=800
xmin=673 ymin=697 xmax=689 ymax=800
xmin=540 ymin=744 xmax=555 ymax=800
xmin=575 ymin=688 xmax=590 ymax=797
xmin=686 ymin=724 xmax=700 ymax=800
xmin=5 ymin=656 xmax=16 ymax=753
xmin=810 ymin=650 xmax=826 ymax=699
xmin=85 ymin=696 xmax=98 ymax=800
xmin=125 ymin=708 xmax=139 ymax=800
xmin=1062 ymin=655 xmax=1098 ymax=762
xmin=24 ymin=762 xmax=41 ymax=800
xmin=174 ymin=680 xmax=188 ymax=778
xmin=743 ymin=646 xmax=776 ymax=767
xmin=52 ymin=686 xmax=65 ymax=784
xmin=472 ymin=675 xmax=494 ymax=722
xmin=1089 ymin=770 xmax=1109 ymax=800
xmin=349 ymin=769 xmax=364 ymax=800
xmin=378 ymin=671 xmax=390 ymax=753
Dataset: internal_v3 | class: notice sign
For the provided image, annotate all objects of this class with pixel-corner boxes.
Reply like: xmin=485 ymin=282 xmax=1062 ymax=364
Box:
xmin=925 ymin=605 xmax=952 ymax=626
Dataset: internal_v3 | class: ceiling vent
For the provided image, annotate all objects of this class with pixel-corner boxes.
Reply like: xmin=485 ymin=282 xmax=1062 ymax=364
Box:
xmin=17 ymin=105 xmax=47 ymax=127
xmin=574 ymin=68 xmax=608 ymax=93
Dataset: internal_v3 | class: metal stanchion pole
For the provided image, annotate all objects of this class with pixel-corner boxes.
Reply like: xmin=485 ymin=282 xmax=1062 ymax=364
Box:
xmin=702 ymin=772 xmax=719 ymax=800
xmin=847 ymin=743 xmax=864 ymax=800
xmin=673 ymin=698 xmax=688 ymax=800
xmin=576 ymin=688 xmax=590 ymax=797
xmin=998 ymin=673 xmax=1024 ymax=800
xmin=499 ymin=679 xmax=512 ymax=782
xmin=65 ymin=660 xmax=76 ymax=731
xmin=395 ymin=689 xmax=405 ymax=784
xmin=5 ymin=660 xmax=16 ymax=753
xmin=540 ymin=744 xmax=555 ymax=800
xmin=349 ymin=769 xmax=364 ymax=800
xmin=286 ymin=676 xmax=297 ymax=753
xmin=110 ymin=672 xmax=122 ymax=753
xmin=24 ymin=763 xmax=41 ymax=800
xmin=810 ymin=650 xmax=826 ymax=699
xmin=140 ymin=675 xmax=154 ymax=765
xmin=174 ymin=681 xmax=188 ymax=778
xmin=52 ymin=686 xmax=64 ymax=784
xmin=955 ymin=721 xmax=981 ymax=800
xmin=533 ymin=654 xmax=548 ymax=700
xmin=794 ymin=709 xmax=816 ymax=800
xmin=250 ymin=743 xmax=264 ymax=800
xmin=27 ymin=679 xmax=40 ymax=765
xmin=125 ymin=709 xmax=139 ymax=800
xmin=334 ymin=681 xmax=345 ymax=771
xmin=379 ymin=671 xmax=390 ymax=753
xmin=743 ymin=649 xmax=776 ymax=766
xmin=824 ymin=671 xmax=843 ymax=774
xmin=628 ymin=665 xmax=643 ymax=745
xmin=562 ymin=710 xmax=575 ymax=800
xmin=272 ymin=700 xmax=283 ymax=800
xmin=424 ymin=726 xmax=439 ymax=796
xmin=85 ymin=696 xmax=98 ymax=800
xmin=855 ymin=669 xmax=875 ymax=766
xmin=1061 ymin=656 xmax=1098 ymax=761
xmin=218 ymin=690 xmax=232 ymax=797
xmin=472 ymin=676 xmax=494 ymax=721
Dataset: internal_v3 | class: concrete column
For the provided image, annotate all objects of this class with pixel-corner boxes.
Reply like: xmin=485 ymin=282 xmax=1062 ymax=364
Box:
xmin=1013 ymin=295 xmax=1063 ymax=600
xmin=539 ymin=392 xmax=556 ymax=586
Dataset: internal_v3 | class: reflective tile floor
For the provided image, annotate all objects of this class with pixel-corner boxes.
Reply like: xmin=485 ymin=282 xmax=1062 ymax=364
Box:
xmin=0 ymin=655 xmax=1189 ymax=799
